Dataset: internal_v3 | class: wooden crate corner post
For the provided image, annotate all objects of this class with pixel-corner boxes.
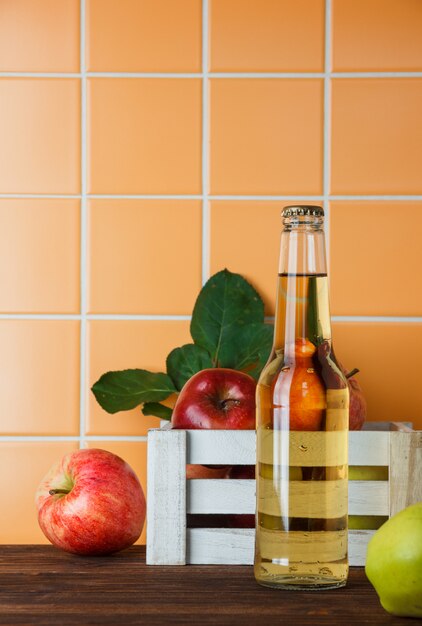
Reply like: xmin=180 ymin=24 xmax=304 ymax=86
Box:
xmin=146 ymin=428 xmax=187 ymax=565
xmin=389 ymin=423 xmax=422 ymax=516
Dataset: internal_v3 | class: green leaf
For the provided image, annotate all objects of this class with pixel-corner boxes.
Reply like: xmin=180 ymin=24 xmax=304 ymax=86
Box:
xmin=190 ymin=269 xmax=264 ymax=365
xmin=218 ymin=323 xmax=274 ymax=380
xmin=91 ymin=369 xmax=176 ymax=414
xmin=142 ymin=402 xmax=173 ymax=421
xmin=307 ymin=276 xmax=324 ymax=346
xmin=166 ymin=344 xmax=213 ymax=390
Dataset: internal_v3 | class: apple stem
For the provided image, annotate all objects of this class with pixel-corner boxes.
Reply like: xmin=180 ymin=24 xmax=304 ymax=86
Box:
xmin=345 ymin=368 xmax=360 ymax=379
xmin=49 ymin=489 xmax=70 ymax=496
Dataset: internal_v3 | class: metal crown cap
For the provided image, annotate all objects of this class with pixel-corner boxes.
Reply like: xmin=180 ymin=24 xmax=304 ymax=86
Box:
xmin=282 ymin=205 xmax=324 ymax=217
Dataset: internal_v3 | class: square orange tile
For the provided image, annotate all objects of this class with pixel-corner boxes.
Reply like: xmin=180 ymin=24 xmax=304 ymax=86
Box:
xmin=86 ymin=320 xmax=191 ymax=436
xmin=331 ymin=79 xmax=422 ymax=195
xmin=210 ymin=79 xmax=323 ymax=195
xmin=0 ymin=321 xmax=80 ymax=436
xmin=87 ymin=78 xmax=201 ymax=194
xmin=88 ymin=199 xmax=202 ymax=315
xmin=211 ymin=201 xmax=287 ymax=315
xmin=332 ymin=323 xmax=422 ymax=430
xmin=330 ymin=201 xmax=422 ymax=317
xmin=0 ymin=442 xmax=78 ymax=544
xmin=210 ymin=0 xmax=325 ymax=72
xmin=0 ymin=0 xmax=79 ymax=72
xmin=332 ymin=0 xmax=422 ymax=72
xmin=87 ymin=442 xmax=147 ymax=544
xmin=0 ymin=199 xmax=80 ymax=314
xmin=87 ymin=0 xmax=201 ymax=72
xmin=0 ymin=79 xmax=80 ymax=194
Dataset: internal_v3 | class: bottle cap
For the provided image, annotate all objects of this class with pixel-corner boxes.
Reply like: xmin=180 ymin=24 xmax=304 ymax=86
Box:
xmin=282 ymin=205 xmax=324 ymax=217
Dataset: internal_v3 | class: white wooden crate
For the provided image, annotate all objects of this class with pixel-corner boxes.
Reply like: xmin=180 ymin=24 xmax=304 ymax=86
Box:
xmin=146 ymin=422 xmax=422 ymax=567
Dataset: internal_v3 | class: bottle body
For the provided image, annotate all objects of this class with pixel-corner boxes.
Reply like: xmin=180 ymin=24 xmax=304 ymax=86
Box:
xmin=254 ymin=208 xmax=349 ymax=590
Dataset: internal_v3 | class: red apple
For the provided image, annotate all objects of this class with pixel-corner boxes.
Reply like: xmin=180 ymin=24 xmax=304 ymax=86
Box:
xmin=347 ymin=374 xmax=367 ymax=430
xmin=337 ymin=363 xmax=367 ymax=430
xmin=186 ymin=464 xmax=228 ymax=479
xmin=224 ymin=465 xmax=255 ymax=479
xmin=35 ymin=448 xmax=146 ymax=556
xmin=171 ymin=368 xmax=256 ymax=430
xmin=224 ymin=465 xmax=255 ymax=528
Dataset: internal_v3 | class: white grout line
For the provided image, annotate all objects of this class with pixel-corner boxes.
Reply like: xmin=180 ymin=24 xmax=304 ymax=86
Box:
xmin=2 ymin=312 xmax=419 ymax=322
xmin=79 ymin=0 xmax=88 ymax=450
xmin=266 ymin=315 xmax=422 ymax=323
xmin=2 ymin=193 xmax=421 ymax=201
xmin=2 ymin=71 xmax=422 ymax=79
xmin=88 ymin=194 xmax=204 ymax=200
xmin=201 ymin=0 xmax=210 ymax=285
xmin=331 ymin=72 xmax=422 ymax=78
xmin=87 ymin=314 xmax=192 ymax=320
xmin=209 ymin=72 xmax=326 ymax=79
xmin=87 ymin=72 xmax=202 ymax=78
xmin=0 ymin=194 xmax=83 ymax=199
xmin=0 ymin=314 xmax=82 ymax=320
xmin=209 ymin=195 xmax=325 ymax=201
xmin=0 ymin=314 xmax=190 ymax=320
xmin=323 ymin=0 xmax=332 ymax=274
xmin=332 ymin=316 xmax=422 ymax=323
xmin=0 ymin=72 xmax=82 ymax=78
xmin=329 ymin=195 xmax=422 ymax=201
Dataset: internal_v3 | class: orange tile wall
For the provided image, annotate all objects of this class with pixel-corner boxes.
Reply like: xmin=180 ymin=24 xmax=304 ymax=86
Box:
xmin=0 ymin=0 xmax=421 ymax=544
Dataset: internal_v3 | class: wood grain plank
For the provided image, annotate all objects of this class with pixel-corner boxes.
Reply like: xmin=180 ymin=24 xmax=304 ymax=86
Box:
xmin=0 ymin=546 xmax=404 ymax=626
xmin=390 ymin=430 xmax=422 ymax=516
xmin=183 ymin=429 xmax=390 ymax=466
xmin=146 ymin=429 xmax=187 ymax=565
xmin=186 ymin=529 xmax=374 ymax=567
xmin=186 ymin=430 xmax=255 ymax=465
xmin=257 ymin=430 xmax=348 ymax=466
xmin=186 ymin=479 xmax=388 ymax=516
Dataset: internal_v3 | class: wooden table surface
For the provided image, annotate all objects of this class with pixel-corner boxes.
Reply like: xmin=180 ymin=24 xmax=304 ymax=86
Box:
xmin=0 ymin=546 xmax=415 ymax=625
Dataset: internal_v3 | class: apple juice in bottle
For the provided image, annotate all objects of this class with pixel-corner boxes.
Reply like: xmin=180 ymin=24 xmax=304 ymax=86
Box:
xmin=254 ymin=206 xmax=349 ymax=590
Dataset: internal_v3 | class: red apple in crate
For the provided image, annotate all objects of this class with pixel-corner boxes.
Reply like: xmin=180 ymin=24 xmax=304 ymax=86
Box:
xmin=347 ymin=372 xmax=367 ymax=430
xmin=224 ymin=465 xmax=255 ymax=529
xmin=186 ymin=464 xmax=228 ymax=479
xmin=171 ymin=368 xmax=256 ymax=430
xmin=36 ymin=449 xmax=146 ymax=556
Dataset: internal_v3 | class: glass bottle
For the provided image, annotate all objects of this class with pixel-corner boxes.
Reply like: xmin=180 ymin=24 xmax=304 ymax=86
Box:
xmin=254 ymin=205 xmax=349 ymax=590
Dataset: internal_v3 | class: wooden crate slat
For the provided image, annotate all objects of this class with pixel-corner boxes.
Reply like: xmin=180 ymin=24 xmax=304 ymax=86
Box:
xmin=184 ymin=429 xmax=390 ymax=466
xmin=188 ymin=479 xmax=253 ymax=514
xmin=187 ymin=430 xmax=255 ymax=465
xmin=389 ymin=430 xmax=422 ymax=516
xmin=348 ymin=481 xmax=389 ymax=515
xmin=187 ymin=479 xmax=389 ymax=516
xmin=349 ymin=431 xmax=390 ymax=466
xmin=186 ymin=528 xmax=375 ymax=566
xmin=348 ymin=530 xmax=377 ymax=566
xmin=187 ymin=528 xmax=253 ymax=565
xmin=257 ymin=430 xmax=348 ymax=466
xmin=146 ymin=429 xmax=187 ymax=565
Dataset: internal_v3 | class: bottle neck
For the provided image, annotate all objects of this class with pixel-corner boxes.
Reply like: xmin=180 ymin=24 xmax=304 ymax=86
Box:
xmin=278 ymin=224 xmax=327 ymax=276
xmin=274 ymin=224 xmax=332 ymax=354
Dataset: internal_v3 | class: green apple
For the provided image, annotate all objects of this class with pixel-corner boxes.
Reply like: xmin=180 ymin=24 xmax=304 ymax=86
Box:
xmin=259 ymin=463 xmax=302 ymax=481
xmin=348 ymin=515 xmax=388 ymax=530
xmin=348 ymin=466 xmax=388 ymax=530
xmin=365 ymin=502 xmax=422 ymax=618
xmin=349 ymin=466 xmax=388 ymax=481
